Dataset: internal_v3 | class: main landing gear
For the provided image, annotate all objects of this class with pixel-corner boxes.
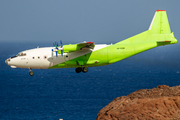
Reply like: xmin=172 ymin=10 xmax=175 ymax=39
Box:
xmin=75 ymin=67 xmax=88 ymax=73
xmin=28 ymin=67 xmax=88 ymax=75
xmin=29 ymin=68 xmax=34 ymax=76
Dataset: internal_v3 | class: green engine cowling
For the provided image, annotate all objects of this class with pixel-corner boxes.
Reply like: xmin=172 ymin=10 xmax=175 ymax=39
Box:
xmin=58 ymin=44 xmax=85 ymax=54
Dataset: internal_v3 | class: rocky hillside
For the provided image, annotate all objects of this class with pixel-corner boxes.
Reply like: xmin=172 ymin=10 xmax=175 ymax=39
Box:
xmin=96 ymin=85 xmax=180 ymax=120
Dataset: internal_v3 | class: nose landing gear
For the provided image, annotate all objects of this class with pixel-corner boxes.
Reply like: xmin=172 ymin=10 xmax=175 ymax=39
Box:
xmin=75 ymin=67 xmax=88 ymax=73
xmin=29 ymin=68 xmax=34 ymax=76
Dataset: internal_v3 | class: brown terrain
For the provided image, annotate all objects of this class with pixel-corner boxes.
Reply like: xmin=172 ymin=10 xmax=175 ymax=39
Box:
xmin=96 ymin=85 xmax=180 ymax=120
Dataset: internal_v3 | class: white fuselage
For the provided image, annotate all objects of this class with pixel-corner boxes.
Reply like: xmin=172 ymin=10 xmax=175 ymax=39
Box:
xmin=5 ymin=44 xmax=109 ymax=69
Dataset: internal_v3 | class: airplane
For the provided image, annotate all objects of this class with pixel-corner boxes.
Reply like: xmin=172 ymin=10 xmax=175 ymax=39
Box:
xmin=5 ymin=10 xmax=177 ymax=76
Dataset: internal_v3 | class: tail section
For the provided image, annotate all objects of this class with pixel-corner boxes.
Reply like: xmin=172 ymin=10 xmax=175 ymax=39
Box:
xmin=149 ymin=10 xmax=171 ymax=34
xmin=118 ymin=10 xmax=177 ymax=45
xmin=110 ymin=10 xmax=177 ymax=63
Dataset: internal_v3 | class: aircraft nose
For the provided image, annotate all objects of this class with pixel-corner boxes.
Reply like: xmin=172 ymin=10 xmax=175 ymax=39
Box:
xmin=5 ymin=59 xmax=10 ymax=65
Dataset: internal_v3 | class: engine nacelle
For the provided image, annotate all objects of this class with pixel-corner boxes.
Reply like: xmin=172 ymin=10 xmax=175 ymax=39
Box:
xmin=58 ymin=44 xmax=84 ymax=54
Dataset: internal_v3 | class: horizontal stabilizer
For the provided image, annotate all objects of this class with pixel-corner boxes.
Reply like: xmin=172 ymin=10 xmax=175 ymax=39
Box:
xmin=157 ymin=40 xmax=171 ymax=46
xmin=157 ymin=40 xmax=171 ymax=43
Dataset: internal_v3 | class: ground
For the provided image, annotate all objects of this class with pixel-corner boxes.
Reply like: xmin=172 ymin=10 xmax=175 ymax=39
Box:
xmin=96 ymin=85 xmax=180 ymax=120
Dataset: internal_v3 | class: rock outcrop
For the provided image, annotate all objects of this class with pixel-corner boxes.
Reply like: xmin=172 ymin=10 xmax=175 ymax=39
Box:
xmin=96 ymin=85 xmax=180 ymax=120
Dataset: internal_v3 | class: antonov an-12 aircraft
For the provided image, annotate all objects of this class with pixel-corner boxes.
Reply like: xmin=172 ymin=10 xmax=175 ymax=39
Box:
xmin=5 ymin=10 xmax=177 ymax=76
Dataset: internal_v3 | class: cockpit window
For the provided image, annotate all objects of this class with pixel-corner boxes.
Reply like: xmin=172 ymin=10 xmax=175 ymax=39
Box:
xmin=11 ymin=56 xmax=17 ymax=59
xmin=16 ymin=52 xmax=27 ymax=56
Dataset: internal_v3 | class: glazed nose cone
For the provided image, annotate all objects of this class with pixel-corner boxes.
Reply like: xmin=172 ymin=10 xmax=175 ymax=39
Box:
xmin=5 ymin=59 xmax=9 ymax=65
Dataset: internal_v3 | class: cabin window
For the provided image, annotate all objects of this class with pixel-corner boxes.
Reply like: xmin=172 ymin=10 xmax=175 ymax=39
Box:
xmin=38 ymin=56 xmax=40 ymax=59
xmin=44 ymin=56 xmax=47 ymax=59
xmin=32 ymin=57 xmax=35 ymax=59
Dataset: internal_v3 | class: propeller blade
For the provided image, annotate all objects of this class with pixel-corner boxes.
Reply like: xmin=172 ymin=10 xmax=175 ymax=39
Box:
xmin=56 ymin=42 xmax=58 ymax=48
xmin=52 ymin=41 xmax=62 ymax=57
xmin=61 ymin=50 xmax=63 ymax=56
xmin=60 ymin=40 xmax=63 ymax=56
xmin=60 ymin=40 xmax=63 ymax=48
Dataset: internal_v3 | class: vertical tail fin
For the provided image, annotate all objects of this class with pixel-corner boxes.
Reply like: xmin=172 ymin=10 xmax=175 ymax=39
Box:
xmin=117 ymin=10 xmax=177 ymax=45
xmin=149 ymin=10 xmax=171 ymax=34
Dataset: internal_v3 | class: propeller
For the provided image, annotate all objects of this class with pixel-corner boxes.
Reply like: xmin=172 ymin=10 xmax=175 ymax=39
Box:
xmin=52 ymin=41 xmax=59 ymax=57
xmin=60 ymin=40 xmax=63 ymax=56
xmin=52 ymin=40 xmax=63 ymax=57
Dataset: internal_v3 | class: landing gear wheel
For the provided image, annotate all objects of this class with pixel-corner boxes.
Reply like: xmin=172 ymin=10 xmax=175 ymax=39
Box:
xmin=29 ymin=71 xmax=34 ymax=76
xmin=82 ymin=67 xmax=88 ymax=73
xmin=75 ymin=67 xmax=82 ymax=73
